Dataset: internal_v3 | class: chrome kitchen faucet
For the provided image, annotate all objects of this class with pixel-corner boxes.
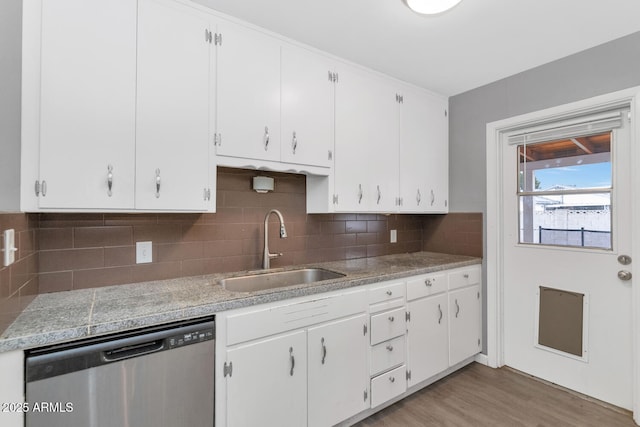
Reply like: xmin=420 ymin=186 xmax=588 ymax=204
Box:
xmin=263 ymin=209 xmax=287 ymax=269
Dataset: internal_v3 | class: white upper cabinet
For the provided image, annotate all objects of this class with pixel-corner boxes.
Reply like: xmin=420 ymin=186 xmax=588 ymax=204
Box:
xmin=280 ymin=44 xmax=334 ymax=169
xmin=398 ymin=85 xmax=449 ymax=213
xmin=136 ymin=0 xmax=214 ymax=211
xmin=333 ymin=63 xmax=399 ymax=212
xmin=215 ymin=20 xmax=281 ymax=163
xmin=37 ymin=0 xmax=137 ymax=209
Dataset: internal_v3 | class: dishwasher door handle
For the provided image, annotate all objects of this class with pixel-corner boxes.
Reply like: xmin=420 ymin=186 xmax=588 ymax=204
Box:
xmin=102 ymin=339 xmax=165 ymax=362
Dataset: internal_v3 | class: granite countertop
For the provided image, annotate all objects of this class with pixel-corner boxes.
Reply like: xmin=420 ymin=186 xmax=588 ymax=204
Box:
xmin=0 ymin=252 xmax=481 ymax=353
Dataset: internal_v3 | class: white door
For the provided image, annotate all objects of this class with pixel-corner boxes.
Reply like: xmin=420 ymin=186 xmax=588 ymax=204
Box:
xmin=502 ymin=108 xmax=633 ymax=409
xmin=39 ymin=0 xmax=136 ymax=209
xmin=281 ymin=44 xmax=333 ymax=169
xmin=136 ymin=0 xmax=213 ymax=211
xmin=226 ymin=330 xmax=307 ymax=427
xmin=307 ymin=314 xmax=369 ymax=427
xmin=216 ymin=20 xmax=281 ymax=162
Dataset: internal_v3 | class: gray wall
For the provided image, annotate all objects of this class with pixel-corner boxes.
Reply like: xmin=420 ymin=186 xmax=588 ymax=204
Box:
xmin=0 ymin=0 xmax=22 ymax=212
xmin=449 ymin=30 xmax=640 ymax=214
xmin=449 ymin=30 xmax=640 ymax=353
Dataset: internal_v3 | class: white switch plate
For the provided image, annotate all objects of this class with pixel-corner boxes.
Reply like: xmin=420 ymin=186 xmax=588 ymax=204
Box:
xmin=3 ymin=229 xmax=17 ymax=267
xmin=136 ymin=241 xmax=153 ymax=264
xmin=390 ymin=229 xmax=397 ymax=243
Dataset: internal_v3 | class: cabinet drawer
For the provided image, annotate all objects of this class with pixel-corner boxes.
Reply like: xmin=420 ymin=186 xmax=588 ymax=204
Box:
xmin=368 ymin=281 xmax=405 ymax=307
xmin=449 ymin=266 xmax=481 ymax=290
xmin=226 ymin=289 xmax=366 ymax=345
xmin=370 ymin=335 xmax=405 ymax=376
xmin=406 ymin=272 xmax=447 ymax=301
xmin=370 ymin=307 xmax=406 ymax=345
xmin=370 ymin=364 xmax=407 ymax=408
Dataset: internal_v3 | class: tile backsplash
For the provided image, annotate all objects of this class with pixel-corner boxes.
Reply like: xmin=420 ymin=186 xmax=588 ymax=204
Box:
xmin=0 ymin=167 xmax=482 ymax=332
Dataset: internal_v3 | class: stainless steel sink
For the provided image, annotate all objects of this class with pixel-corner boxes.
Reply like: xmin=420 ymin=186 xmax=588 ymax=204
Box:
xmin=220 ymin=268 xmax=345 ymax=293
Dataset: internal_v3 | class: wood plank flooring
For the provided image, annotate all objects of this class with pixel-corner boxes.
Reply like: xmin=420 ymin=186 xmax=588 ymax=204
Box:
xmin=355 ymin=363 xmax=636 ymax=427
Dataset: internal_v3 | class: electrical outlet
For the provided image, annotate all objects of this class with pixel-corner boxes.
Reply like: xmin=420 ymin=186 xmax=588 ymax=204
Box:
xmin=390 ymin=229 xmax=397 ymax=243
xmin=136 ymin=241 xmax=153 ymax=264
xmin=3 ymin=229 xmax=17 ymax=267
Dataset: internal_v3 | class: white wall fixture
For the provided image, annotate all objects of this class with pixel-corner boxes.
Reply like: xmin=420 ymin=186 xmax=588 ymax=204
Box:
xmin=404 ymin=0 xmax=462 ymax=15
xmin=2 ymin=229 xmax=17 ymax=267
xmin=136 ymin=241 xmax=153 ymax=264
xmin=253 ymin=176 xmax=274 ymax=193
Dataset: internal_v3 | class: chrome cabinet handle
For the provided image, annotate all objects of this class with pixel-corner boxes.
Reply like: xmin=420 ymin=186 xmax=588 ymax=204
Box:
xmin=386 ymin=290 xmax=393 ymax=296
xmin=358 ymin=184 xmax=363 ymax=204
xmin=263 ymin=126 xmax=270 ymax=151
xmin=430 ymin=189 xmax=435 ymax=206
xmin=425 ymin=278 xmax=432 ymax=287
xmin=321 ymin=337 xmax=327 ymax=364
xmin=388 ymin=316 xmax=395 ymax=322
xmin=386 ymin=345 xmax=394 ymax=352
xmin=41 ymin=180 xmax=47 ymax=197
xmin=389 ymin=376 xmax=395 ymax=383
xmin=34 ymin=180 xmax=40 ymax=196
xmin=455 ymin=299 xmax=460 ymax=318
xmin=292 ymin=131 xmax=298 ymax=154
xmin=464 ymin=273 xmax=469 ymax=279
xmin=438 ymin=304 xmax=443 ymax=324
xmin=377 ymin=185 xmax=381 ymax=204
xmin=107 ymin=165 xmax=113 ymax=197
xmin=155 ymin=169 xmax=161 ymax=198
xmin=416 ymin=189 xmax=421 ymax=205
xmin=289 ymin=347 xmax=295 ymax=376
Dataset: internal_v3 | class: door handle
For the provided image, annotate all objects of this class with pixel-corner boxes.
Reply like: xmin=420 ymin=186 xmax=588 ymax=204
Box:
xmin=618 ymin=270 xmax=632 ymax=281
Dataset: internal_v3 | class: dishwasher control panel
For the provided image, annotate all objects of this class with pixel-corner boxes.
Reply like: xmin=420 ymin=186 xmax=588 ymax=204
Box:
xmin=168 ymin=327 xmax=214 ymax=349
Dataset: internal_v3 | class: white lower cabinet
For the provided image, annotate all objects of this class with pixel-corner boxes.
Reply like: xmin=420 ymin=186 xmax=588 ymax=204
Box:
xmin=449 ymin=285 xmax=482 ymax=366
xmin=219 ymin=264 xmax=481 ymax=426
xmin=307 ymin=315 xmax=369 ymax=427
xmin=225 ymin=330 xmax=307 ymax=427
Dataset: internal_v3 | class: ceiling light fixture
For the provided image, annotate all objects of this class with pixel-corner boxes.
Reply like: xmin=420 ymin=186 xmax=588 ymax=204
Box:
xmin=404 ymin=0 xmax=462 ymax=15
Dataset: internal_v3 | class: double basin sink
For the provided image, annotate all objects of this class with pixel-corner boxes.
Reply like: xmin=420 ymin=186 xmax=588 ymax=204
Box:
xmin=220 ymin=268 xmax=345 ymax=293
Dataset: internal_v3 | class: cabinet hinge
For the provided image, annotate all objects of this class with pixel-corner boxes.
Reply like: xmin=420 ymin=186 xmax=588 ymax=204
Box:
xmin=328 ymin=71 xmax=333 ymax=82
xmin=328 ymin=150 xmax=333 ymax=160
xmin=628 ymin=111 xmax=632 ymax=122
xmin=205 ymin=29 xmax=212 ymax=43
xmin=363 ymin=389 xmax=368 ymax=401
xmin=214 ymin=133 xmax=222 ymax=146
xmin=405 ymin=311 xmax=411 ymax=322
xmin=406 ymin=370 xmax=412 ymax=381
xmin=204 ymin=188 xmax=212 ymax=201
xmin=363 ymin=323 xmax=368 ymax=335
xmin=332 ymin=194 xmax=339 ymax=205
xmin=223 ymin=361 xmax=233 ymax=377
xmin=477 ymin=291 xmax=480 ymax=299
xmin=478 ymin=339 xmax=481 ymax=347
xmin=332 ymin=72 xmax=339 ymax=83
xmin=214 ymin=33 xmax=222 ymax=46
xmin=445 ymin=109 xmax=448 ymax=117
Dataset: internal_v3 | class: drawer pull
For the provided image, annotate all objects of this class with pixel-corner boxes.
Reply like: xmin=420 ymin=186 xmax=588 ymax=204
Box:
xmin=438 ymin=304 xmax=443 ymax=324
xmin=386 ymin=345 xmax=394 ymax=352
xmin=389 ymin=376 xmax=395 ymax=383
xmin=464 ymin=273 xmax=469 ymax=279
xmin=386 ymin=290 xmax=393 ymax=296
xmin=388 ymin=316 xmax=395 ymax=322
xmin=455 ymin=299 xmax=460 ymax=318
xmin=425 ymin=278 xmax=432 ymax=287
xmin=289 ymin=347 xmax=295 ymax=376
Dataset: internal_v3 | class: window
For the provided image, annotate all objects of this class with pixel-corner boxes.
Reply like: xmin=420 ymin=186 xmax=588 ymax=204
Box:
xmin=517 ymin=132 xmax=612 ymax=249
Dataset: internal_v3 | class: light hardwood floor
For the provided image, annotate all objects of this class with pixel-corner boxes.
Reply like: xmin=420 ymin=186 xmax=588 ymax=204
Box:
xmin=355 ymin=363 xmax=636 ymax=427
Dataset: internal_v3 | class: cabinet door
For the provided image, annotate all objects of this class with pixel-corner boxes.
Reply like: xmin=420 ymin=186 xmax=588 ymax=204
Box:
xmin=334 ymin=64 xmax=399 ymax=212
xmin=226 ymin=330 xmax=307 ymax=427
xmin=38 ymin=0 xmax=136 ymax=209
xmin=407 ymin=293 xmax=449 ymax=386
xmin=449 ymin=285 xmax=482 ymax=366
xmin=307 ymin=314 xmax=369 ymax=427
xmin=399 ymin=85 xmax=449 ymax=213
xmin=216 ymin=20 xmax=281 ymax=162
xmin=281 ymin=45 xmax=333 ymax=169
xmin=136 ymin=0 xmax=213 ymax=211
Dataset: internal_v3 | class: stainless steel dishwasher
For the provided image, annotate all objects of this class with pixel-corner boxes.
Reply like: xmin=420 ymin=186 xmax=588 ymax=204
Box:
xmin=25 ymin=317 xmax=215 ymax=427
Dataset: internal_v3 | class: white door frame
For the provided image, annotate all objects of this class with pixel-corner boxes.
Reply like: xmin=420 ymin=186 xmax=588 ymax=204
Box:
xmin=486 ymin=86 xmax=640 ymax=422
